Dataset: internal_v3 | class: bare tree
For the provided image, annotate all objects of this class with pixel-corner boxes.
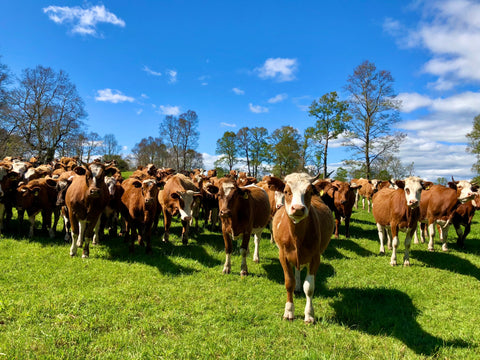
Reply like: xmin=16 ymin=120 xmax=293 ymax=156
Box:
xmin=102 ymin=133 xmax=121 ymax=159
xmin=343 ymin=60 xmax=404 ymax=179
xmin=7 ymin=65 xmax=86 ymax=162
xmin=132 ymin=136 xmax=168 ymax=167
xmin=83 ymin=132 xmax=102 ymax=163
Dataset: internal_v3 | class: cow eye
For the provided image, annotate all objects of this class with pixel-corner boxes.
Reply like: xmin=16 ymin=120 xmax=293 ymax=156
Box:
xmin=405 ymin=188 xmax=410 ymax=195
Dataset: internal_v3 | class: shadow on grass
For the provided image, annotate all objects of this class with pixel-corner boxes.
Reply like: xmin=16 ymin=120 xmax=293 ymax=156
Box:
xmin=323 ymin=238 xmax=376 ymax=260
xmin=411 ymin=249 xmax=480 ymax=281
xmin=325 ymin=287 xmax=471 ymax=356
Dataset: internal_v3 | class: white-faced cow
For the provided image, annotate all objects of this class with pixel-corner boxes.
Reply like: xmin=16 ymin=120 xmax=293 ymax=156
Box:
xmin=158 ymin=174 xmax=201 ymax=245
xmin=269 ymin=173 xmax=334 ymax=323
xmin=372 ymin=176 xmax=427 ymax=266
xmin=417 ymin=179 xmax=478 ymax=252
xmin=65 ymin=162 xmax=115 ymax=258
xmin=207 ymin=177 xmax=271 ymax=276
xmin=450 ymin=193 xmax=480 ymax=248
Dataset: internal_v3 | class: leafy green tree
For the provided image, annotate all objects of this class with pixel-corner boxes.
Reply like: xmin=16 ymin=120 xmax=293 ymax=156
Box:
xmin=466 ymin=114 xmax=480 ymax=175
xmin=215 ymin=131 xmax=238 ymax=171
xmin=334 ymin=167 xmax=348 ymax=182
xmin=249 ymin=127 xmax=269 ymax=178
xmin=305 ymin=91 xmax=351 ymax=178
xmin=269 ymin=126 xmax=302 ymax=177
xmin=343 ymin=60 xmax=405 ymax=179
xmin=436 ymin=177 xmax=447 ymax=186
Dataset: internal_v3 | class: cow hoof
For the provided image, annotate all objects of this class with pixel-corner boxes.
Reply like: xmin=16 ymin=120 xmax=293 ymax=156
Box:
xmin=240 ymin=270 xmax=248 ymax=277
xmin=82 ymin=254 xmax=89 ymax=259
xmin=379 ymin=251 xmax=385 ymax=256
xmin=403 ymin=261 xmax=411 ymax=267
xmin=442 ymin=245 xmax=449 ymax=252
xmin=390 ymin=261 xmax=397 ymax=266
xmin=222 ymin=268 xmax=231 ymax=274
xmin=428 ymin=248 xmax=434 ymax=252
xmin=283 ymin=316 xmax=294 ymax=322
xmin=304 ymin=316 xmax=315 ymax=324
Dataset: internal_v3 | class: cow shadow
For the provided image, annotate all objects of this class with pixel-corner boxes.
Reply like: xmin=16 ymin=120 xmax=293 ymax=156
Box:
xmin=325 ymin=287 xmax=471 ymax=356
xmin=323 ymin=238 xmax=376 ymax=260
xmin=410 ymin=249 xmax=480 ymax=281
xmin=262 ymin=259 xmax=336 ymax=287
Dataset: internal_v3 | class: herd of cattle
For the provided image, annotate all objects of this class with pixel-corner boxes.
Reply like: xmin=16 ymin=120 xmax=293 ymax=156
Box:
xmin=0 ymin=156 xmax=479 ymax=323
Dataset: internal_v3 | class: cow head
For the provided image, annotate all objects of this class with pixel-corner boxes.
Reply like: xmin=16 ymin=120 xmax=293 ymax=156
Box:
xmin=264 ymin=175 xmax=286 ymax=210
xmin=138 ymin=178 xmax=161 ymax=206
xmin=170 ymin=189 xmax=201 ymax=222
xmin=283 ymin=173 xmax=319 ymax=224
xmin=395 ymin=176 xmax=426 ymax=208
xmin=73 ymin=162 xmax=116 ymax=198
xmin=448 ymin=178 xmax=478 ymax=203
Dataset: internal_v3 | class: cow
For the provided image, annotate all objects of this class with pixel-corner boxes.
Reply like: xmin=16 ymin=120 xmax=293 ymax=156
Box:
xmin=16 ymin=177 xmax=60 ymax=238
xmin=65 ymin=162 xmax=115 ymax=258
xmin=353 ymin=178 xmax=380 ymax=212
xmin=196 ymin=175 xmax=220 ymax=231
xmin=417 ymin=179 xmax=478 ymax=252
xmin=315 ymin=179 xmax=361 ymax=239
xmin=268 ymin=173 xmax=334 ymax=323
xmin=120 ymin=177 xmax=161 ymax=253
xmin=158 ymin=174 xmax=201 ymax=245
xmin=258 ymin=175 xmax=285 ymax=243
xmin=207 ymin=177 xmax=270 ymax=275
xmin=450 ymin=194 xmax=480 ymax=249
xmin=23 ymin=164 xmax=53 ymax=183
xmin=0 ymin=162 xmax=17 ymax=236
xmin=372 ymin=176 xmax=427 ymax=266
xmin=95 ymin=175 xmax=124 ymax=243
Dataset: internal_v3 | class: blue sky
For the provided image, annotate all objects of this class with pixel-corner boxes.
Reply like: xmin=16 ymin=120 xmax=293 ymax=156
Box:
xmin=1 ymin=0 xmax=480 ymax=180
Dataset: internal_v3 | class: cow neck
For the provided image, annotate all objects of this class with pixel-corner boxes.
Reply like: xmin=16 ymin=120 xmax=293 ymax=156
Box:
xmin=405 ymin=205 xmax=420 ymax=228
xmin=288 ymin=211 xmax=312 ymax=271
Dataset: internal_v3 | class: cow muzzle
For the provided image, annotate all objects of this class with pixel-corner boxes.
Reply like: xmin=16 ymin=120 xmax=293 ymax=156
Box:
xmin=219 ymin=209 xmax=231 ymax=218
xmin=89 ymin=188 xmax=101 ymax=197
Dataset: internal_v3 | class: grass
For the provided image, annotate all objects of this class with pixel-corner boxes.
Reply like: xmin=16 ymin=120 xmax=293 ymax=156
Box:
xmin=1 ymin=207 xmax=480 ymax=359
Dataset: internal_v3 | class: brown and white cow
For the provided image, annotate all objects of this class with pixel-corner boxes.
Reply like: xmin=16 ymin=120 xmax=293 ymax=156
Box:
xmin=450 ymin=194 xmax=480 ymax=249
xmin=120 ymin=177 xmax=161 ymax=253
xmin=65 ymin=162 xmax=115 ymax=257
xmin=353 ymin=178 xmax=380 ymax=212
xmin=269 ymin=173 xmax=334 ymax=323
xmin=207 ymin=177 xmax=270 ymax=275
xmin=372 ymin=176 xmax=427 ymax=266
xmin=16 ymin=177 xmax=60 ymax=238
xmin=158 ymin=174 xmax=201 ymax=245
xmin=417 ymin=180 xmax=478 ymax=252
xmin=258 ymin=175 xmax=285 ymax=243
xmin=314 ymin=179 xmax=361 ymax=239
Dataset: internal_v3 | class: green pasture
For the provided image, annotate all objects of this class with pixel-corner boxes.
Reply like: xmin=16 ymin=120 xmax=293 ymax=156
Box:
xmin=1 ymin=207 xmax=480 ymax=359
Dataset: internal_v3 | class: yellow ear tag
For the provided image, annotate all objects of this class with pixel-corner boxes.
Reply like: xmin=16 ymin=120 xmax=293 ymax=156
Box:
xmin=243 ymin=193 xmax=249 ymax=199
xmin=426 ymin=186 xmax=430 ymax=190
xmin=320 ymin=190 xmax=324 ymax=196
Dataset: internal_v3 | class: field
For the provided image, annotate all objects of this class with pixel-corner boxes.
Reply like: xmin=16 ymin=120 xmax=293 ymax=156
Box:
xmin=1 ymin=206 xmax=480 ymax=359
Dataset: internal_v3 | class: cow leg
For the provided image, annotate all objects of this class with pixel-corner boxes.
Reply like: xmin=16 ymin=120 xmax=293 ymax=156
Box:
xmin=252 ymin=227 xmax=263 ymax=263
xmin=92 ymin=217 xmax=101 ymax=245
xmin=390 ymin=225 xmax=399 ymax=266
xmin=362 ymin=197 xmax=365 ymax=210
xmin=0 ymin=203 xmax=4 ymax=236
xmin=28 ymin=213 xmax=36 ymax=238
xmin=454 ymin=224 xmax=464 ymax=247
xmin=279 ymin=253 xmax=295 ymax=321
xmin=376 ymin=223 xmax=386 ymax=254
xmin=240 ymin=232 xmax=251 ymax=276
xmin=222 ymin=231 xmax=233 ymax=274
xmin=181 ymin=219 xmax=190 ymax=245
xmin=51 ymin=207 xmax=60 ymax=239
xmin=83 ymin=221 xmax=96 ymax=258
xmin=413 ymin=227 xmax=419 ymax=244
xmin=69 ymin=216 xmax=80 ymax=257
xmin=303 ymin=269 xmax=316 ymax=324
xmin=334 ymin=215 xmax=340 ymax=239
xmin=76 ymin=219 xmax=87 ymax=248
xmin=62 ymin=209 xmax=71 ymax=243
xmin=162 ymin=211 xmax=172 ymax=243
xmin=41 ymin=210 xmax=53 ymax=238
xmin=344 ymin=215 xmax=351 ymax=239
xmin=403 ymin=228 xmax=414 ymax=267
xmin=386 ymin=228 xmax=393 ymax=250
xmin=294 ymin=268 xmax=302 ymax=293
xmin=427 ymin=222 xmax=436 ymax=251
xmin=440 ymin=224 xmax=450 ymax=252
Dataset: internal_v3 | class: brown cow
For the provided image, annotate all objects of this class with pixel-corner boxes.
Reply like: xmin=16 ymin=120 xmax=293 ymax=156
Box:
xmin=451 ymin=194 xmax=480 ymax=248
xmin=372 ymin=176 xmax=427 ymax=266
xmin=417 ymin=180 xmax=478 ymax=252
xmin=269 ymin=173 xmax=333 ymax=323
xmin=16 ymin=177 xmax=60 ymax=238
xmin=207 ymin=178 xmax=270 ymax=275
xmin=120 ymin=177 xmax=160 ymax=253
xmin=315 ymin=179 xmax=361 ymax=239
xmin=65 ymin=162 xmax=115 ymax=257
xmin=0 ymin=162 xmax=17 ymax=236
xmin=158 ymin=174 xmax=201 ymax=245
xmin=353 ymin=178 xmax=380 ymax=212
xmin=258 ymin=175 xmax=285 ymax=243
xmin=95 ymin=175 xmax=124 ymax=243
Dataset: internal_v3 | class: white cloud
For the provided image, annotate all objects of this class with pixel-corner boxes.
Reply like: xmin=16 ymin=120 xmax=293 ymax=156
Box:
xmin=249 ymin=103 xmax=269 ymax=113
xmin=397 ymin=92 xmax=433 ymax=112
xmin=158 ymin=105 xmax=181 ymax=116
xmin=256 ymin=58 xmax=298 ymax=82
xmin=221 ymin=122 xmax=236 ymax=128
xmin=143 ymin=66 xmax=162 ymax=76
xmin=167 ymin=69 xmax=177 ymax=84
xmin=232 ymin=87 xmax=245 ymax=95
xmin=136 ymin=109 xmax=143 ymax=115
xmin=268 ymin=93 xmax=288 ymax=103
xmin=202 ymin=153 xmax=220 ymax=171
xmin=43 ymin=5 xmax=125 ymax=36
xmin=385 ymin=0 xmax=480 ymax=86
xmin=95 ymin=89 xmax=134 ymax=103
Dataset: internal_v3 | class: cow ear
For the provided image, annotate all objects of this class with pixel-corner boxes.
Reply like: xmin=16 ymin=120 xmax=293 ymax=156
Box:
xmin=133 ymin=180 xmax=142 ymax=188
xmin=206 ymin=184 xmax=219 ymax=194
xmin=395 ymin=180 xmax=405 ymax=189
xmin=266 ymin=177 xmax=285 ymax=192
xmin=73 ymin=166 xmax=86 ymax=176
xmin=45 ymin=178 xmax=57 ymax=188
xmin=105 ymin=167 xmax=117 ymax=177
xmin=422 ymin=181 xmax=434 ymax=190
xmin=156 ymin=180 xmax=166 ymax=190
xmin=33 ymin=187 xmax=41 ymax=196
xmin=171 ymin=192 xmax=180 ymax=199
xmin=447 ymin=182 xmax=457 ymax=189
xmin=240 ymin=188 xmax=249 ymax=199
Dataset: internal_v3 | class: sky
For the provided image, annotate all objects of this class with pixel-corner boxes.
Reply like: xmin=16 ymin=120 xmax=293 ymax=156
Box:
xmin=1 ymin=0 xmax=480 ymax=180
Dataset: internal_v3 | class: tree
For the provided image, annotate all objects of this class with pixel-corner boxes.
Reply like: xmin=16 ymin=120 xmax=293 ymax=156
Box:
xmin=306 ymin=91 xmax=351 ymax=178
xmin=269 ymin=126 xmax=302 ymax=177
xmin=249 ymin=127 xmax=269 ymax=178
xmin=236 ymin=127 xmax=252 ymax=175
xmin=7 ymin=65 xmax=86 ymax=162
xmin=334 ymin=167 xmax=348 ymax=182
xmin=159 ymin=110 xmax=200 ymax=171
xmin=132 ymin=136 xmax=168 ymax=167
xmin=215 ymin=131 xmax=238 ymax=171
xmin=102 ymin=133 xmax=121 ymax=159
xmin=83 ymin=132 xmax=102 ymax=163
xmin=466 ymin=114 xmax=480 ymax=175
xmin=343 ymin=60 xmax=405 ymax=179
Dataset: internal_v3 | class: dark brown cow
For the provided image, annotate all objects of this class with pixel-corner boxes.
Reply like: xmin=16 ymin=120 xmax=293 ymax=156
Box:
xmin=269 ymin=173 xmax=333 ymax=323
xmin=417 ymin=180 xmax=478 ymax=252
xmin=372 ymin=177 xmax=426 ymax=266
xmin=258 ymin=175 xmax=285 ymax=243
xmin=450 ymin=194 xmax=480 ymax=248
xmin=120 ymin=177 xmax=160 ymax=253
xmin=208 ymin=178 xmax=270 ymax=276
xmin=315 ymin=179 xmax=361 ymax=239
xmin=16 ymin=177 xmax=60 ymax=238
xmin=0 ymin=162 xmax=17 ymax=236
xmin=65 ymin=162 xmax=115 ymax=257
xmin=158 ymin=174 xmax=201 ymax=245
xmin=95 ymin=175 xmax=124 ymax=243
xmin=196 ymin=175 xmax=220 ymax=231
